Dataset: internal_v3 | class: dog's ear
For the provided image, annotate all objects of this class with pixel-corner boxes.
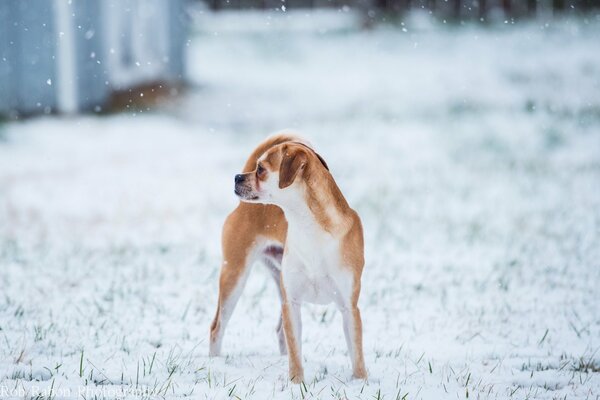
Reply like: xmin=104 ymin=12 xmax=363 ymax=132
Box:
xmin=279 ymin=147 xmax=307 ymax=189
xmin=314 ymin=151 xmax=329 ymax=171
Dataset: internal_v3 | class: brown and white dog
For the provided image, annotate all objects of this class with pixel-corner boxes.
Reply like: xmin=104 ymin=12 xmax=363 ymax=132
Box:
xmin=209 ymin=133 xmax=367 ymax=383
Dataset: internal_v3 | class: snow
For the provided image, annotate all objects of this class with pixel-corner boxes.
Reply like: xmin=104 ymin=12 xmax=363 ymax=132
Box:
xmin=1 ymin=9 xmax=600 ymax=400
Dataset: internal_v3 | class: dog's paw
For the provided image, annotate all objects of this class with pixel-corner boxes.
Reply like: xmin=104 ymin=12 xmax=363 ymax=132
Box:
xmin=352 ymin=368 xmax=368 ymax=380
xmin=208 ymin=344 xmax=221 ymax=357
xmin=289 ymin=370 xmax=304 ymax=384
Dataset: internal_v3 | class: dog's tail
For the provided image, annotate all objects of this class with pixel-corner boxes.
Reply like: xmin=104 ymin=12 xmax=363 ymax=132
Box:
xmin=242 ymin=130 xmax=309 ymax=172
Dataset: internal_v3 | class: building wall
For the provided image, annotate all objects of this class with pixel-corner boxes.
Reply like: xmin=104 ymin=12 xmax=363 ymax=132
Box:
xmin=0 ymin=4 xmax=10 ymax=113
xmin=73 ymin=0 xmax=110 ymax=112
xmin=0 ymin=0 xmax=186 ymax=117
xmin=0 ymin=0 xmax=58 ymax=115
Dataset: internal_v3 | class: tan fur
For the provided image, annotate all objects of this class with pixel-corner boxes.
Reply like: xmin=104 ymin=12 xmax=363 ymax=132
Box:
xmin=279 ymin=147 xmax=307 ymax=189
xmin=209 ymin=135 xmax=292 ymax=352
xmin=210 ymin=133 xmax=366 ymax=382
xmin=281 ymin=293 xmax=304 ymax=383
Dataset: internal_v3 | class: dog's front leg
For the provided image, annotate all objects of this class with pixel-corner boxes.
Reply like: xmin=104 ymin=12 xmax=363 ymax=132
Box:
xmin=341 ymin=304 xmax=367 ymax=379
xmin=281 ymin=299 xmax=303 ymax=383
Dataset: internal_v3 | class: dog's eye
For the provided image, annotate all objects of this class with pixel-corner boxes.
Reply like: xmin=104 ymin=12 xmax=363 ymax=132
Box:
xmin=257 ymin=164 xmax=265 ymax=176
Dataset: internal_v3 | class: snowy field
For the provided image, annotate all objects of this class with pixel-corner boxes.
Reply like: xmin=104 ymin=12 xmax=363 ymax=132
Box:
xmin=1 ymin=10 xmax=600 ymax=400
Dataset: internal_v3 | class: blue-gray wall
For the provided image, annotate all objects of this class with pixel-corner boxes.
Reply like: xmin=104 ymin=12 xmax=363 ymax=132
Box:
xmin=169 ymin=1 xmax=187 ymax=82
xmin=73 ymin=0 xmax=110 ymax=112
xmin=0 ymin=0 xmax=187 ymax=117
xmin=0 ymin=4 xmax=9 ymax=114
xmin=0 ymin=0 xmax=57 ymax=115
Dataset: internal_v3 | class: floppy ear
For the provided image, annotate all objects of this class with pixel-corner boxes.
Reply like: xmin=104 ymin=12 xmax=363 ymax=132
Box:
xmin=314 ymin=151 xmax=329 ymax=171
xmin=279 ymin=148 xmax=307 ymax=189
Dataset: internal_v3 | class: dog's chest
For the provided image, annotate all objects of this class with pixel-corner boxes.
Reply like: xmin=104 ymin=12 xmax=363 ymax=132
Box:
xmin=284 ymin=226 xmax=348 ymax=305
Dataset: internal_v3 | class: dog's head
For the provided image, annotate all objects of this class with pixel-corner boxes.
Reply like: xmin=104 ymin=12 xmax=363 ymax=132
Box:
xmin=234 ymin=142 xmax=328 ymax=205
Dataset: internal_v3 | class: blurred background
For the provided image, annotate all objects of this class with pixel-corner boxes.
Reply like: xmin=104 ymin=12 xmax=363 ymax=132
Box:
xmin=2 ymin=0 xmax=600 ymax=119
xmin=0 ymin=1 xmax=599 ymax=399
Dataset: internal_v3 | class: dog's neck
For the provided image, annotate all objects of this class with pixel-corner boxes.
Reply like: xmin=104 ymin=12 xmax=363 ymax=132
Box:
xmin=282 ymin=166 xmax=352 ymax=236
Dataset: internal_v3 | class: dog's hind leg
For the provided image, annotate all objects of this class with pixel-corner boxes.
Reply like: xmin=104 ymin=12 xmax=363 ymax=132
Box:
xmin=209 ymin=213 xmax=258 ymax=357
xmin=263 ymin=245 xmax=286 ymax=355
xmin=209 ymin=257 xmax=254 ymax=357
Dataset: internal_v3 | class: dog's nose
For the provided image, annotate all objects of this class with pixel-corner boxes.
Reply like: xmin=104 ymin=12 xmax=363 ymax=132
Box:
xmin=235 ymin=174 xmax=244 ymax=184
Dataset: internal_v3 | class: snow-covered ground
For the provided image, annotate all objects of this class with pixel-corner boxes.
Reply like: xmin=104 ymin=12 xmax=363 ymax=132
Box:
xmin=1 ymin=10 xmax=599 ymax=399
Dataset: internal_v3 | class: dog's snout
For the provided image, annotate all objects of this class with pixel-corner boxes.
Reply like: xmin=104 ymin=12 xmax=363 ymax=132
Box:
xmin=235 ymin=174 xmax=245 ymax=184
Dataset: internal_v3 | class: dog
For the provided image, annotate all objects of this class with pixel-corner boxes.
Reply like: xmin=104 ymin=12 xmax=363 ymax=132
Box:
xmin=209 ymin=133 xmax=367 ymax=383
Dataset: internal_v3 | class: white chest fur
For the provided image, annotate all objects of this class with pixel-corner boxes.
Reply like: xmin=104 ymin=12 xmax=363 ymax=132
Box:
xmin=281 ymin=210 xmax=352 ymax=306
